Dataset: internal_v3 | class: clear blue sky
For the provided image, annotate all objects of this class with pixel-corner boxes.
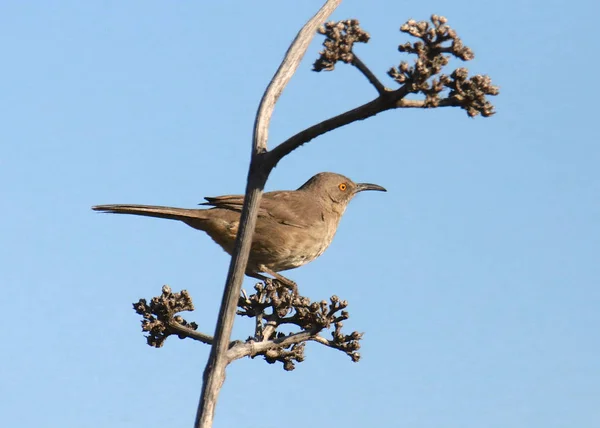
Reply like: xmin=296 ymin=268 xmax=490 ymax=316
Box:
xmin=1 ymin=1 xmax=598 ymax=427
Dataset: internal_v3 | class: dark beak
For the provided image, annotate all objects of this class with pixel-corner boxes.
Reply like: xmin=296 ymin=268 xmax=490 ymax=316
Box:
xmin=355 ymin=182 xmax=387 ymax=193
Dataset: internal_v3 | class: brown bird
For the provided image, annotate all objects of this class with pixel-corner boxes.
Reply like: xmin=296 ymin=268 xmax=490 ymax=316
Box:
xmin=92 ymin=172 xmax=386 ymax=287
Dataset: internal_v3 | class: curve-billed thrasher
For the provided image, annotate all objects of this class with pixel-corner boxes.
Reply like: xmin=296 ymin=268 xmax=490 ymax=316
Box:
xmin=92 ymin=172 xmax=385 ymax=287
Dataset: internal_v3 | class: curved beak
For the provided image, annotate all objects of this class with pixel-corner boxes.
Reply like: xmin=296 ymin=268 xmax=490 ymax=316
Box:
xmin=355 ymin=182 xmax=387 ymax=193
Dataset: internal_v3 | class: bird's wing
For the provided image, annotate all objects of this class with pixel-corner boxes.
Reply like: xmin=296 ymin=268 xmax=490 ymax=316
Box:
xmin=201 ymin=194 xmax=273 ymax=218
xmin=201 ymin=191 xmax=313 ymax=228
xmin=260 ymin=191 xmax=311 ymax=228
xmin=201 ymin=194 xmax=246 ymax=211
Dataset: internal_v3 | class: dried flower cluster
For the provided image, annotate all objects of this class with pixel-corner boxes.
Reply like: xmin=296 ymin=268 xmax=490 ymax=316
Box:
xmin=388 ymin=15 xmax=498 ymax=116
xmin=134 ymin=281 xmax=361 ymax=371
xmin=313 ymin=19 xmax=370 ymax=71
xmin=133 ymin=286 xmax=204 ymax=348
xmin=238 ymin=279 xmax=362 ymax=369
xmin=313 ymin=14 xmax=498 ymax=117
xmin=442 ymin=69 xmax=499 ymax=117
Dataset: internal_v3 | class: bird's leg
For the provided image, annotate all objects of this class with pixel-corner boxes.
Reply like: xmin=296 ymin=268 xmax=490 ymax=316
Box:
xmin=246 ymin=271 xmax=272 ymax=285
xmin=248 ymin=266 xmax=298 ymax=295
xmin=257 ymin=265 xmax=298 ymax=295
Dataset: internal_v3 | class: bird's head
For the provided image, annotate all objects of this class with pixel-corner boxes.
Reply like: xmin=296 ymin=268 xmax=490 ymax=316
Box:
xmin=298 ymin=172 xmax=386 ymax=212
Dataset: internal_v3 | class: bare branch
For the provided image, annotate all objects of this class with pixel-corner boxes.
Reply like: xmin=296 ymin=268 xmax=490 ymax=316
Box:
xmin=266 ymin=95 xmax=392 ymax=168
xmin=352 ymin=55 xmax=387 ymax=94
xmin=165 ymin=319 xmax=213 ymax=345
xmin=195 ymin=2 xmax=342 ymax=427
xmin=227 ymin=325 xmax=360 ymax=371
xmin=254 ymin=4 xmax=344 ymax=153
xmin=227 ymin=330 xmax=314 ymax=362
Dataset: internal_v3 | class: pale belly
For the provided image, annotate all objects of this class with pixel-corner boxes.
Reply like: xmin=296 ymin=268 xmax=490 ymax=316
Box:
xmin=250 ymin=221 xmax=336 ymax=272
xmin=202 ymin=211 xmax=339 ymax=273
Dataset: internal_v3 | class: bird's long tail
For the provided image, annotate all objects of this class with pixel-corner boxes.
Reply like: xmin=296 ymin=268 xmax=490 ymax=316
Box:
xmin=92 ymin=204 xmax=207 ymax=226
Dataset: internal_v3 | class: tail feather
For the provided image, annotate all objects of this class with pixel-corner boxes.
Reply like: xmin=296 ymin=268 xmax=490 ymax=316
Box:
xmin=91 ymin=204 xmax=205 ymax=223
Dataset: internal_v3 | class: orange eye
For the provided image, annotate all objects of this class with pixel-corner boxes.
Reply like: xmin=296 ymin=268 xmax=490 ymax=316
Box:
xmin=338 ymin=183 xmax=347 ymax=191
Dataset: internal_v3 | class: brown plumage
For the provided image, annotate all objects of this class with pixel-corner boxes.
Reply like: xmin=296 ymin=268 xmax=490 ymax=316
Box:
xmin=92 ymin=172 xmax=385 ymax=284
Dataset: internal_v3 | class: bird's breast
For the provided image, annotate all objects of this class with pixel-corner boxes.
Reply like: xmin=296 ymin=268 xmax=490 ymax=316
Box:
xmin=249 ymin=210 xmax=340 ymax=272
xmin=199 ymin=205 xmax=342 ymax=274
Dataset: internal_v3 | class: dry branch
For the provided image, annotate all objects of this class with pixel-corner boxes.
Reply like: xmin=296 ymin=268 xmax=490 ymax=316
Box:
xmin=194 ymin=2 xmax=342 ymax=427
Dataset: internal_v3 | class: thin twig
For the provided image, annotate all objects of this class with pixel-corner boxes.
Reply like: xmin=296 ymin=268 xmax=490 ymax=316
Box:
xmin=166 ymin=320 xmax=214 ymax=345
xmin=395 ymin=98 xmax=460 ymax=108
xmin=267 ymin=82 xmax=416 ymax=169
xmin=262 ymin=321 xmax=277 ymax=341
xmin=352 ymin=55 xmax=387 ymax=94
xmin=225 ymin=329 xmax=360 ymax=364
xmin=266 ymin=95 xmax=393 ymax=169
xmin=266 ymin=81 xmax=483 ymax=168
xmin=227 ymin=330 xmax=316 ymax=362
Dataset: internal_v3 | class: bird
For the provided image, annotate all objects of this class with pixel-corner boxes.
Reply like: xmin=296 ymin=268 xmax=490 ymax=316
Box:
xmin=92 ymin=172 xmax=386 ymax=288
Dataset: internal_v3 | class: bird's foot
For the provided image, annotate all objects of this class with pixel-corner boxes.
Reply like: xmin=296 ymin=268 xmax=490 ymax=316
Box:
xmin=251 ymin=267 xmax=299 ymax=295
xmin=263 ymin=269 xmax=298 ymax=295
